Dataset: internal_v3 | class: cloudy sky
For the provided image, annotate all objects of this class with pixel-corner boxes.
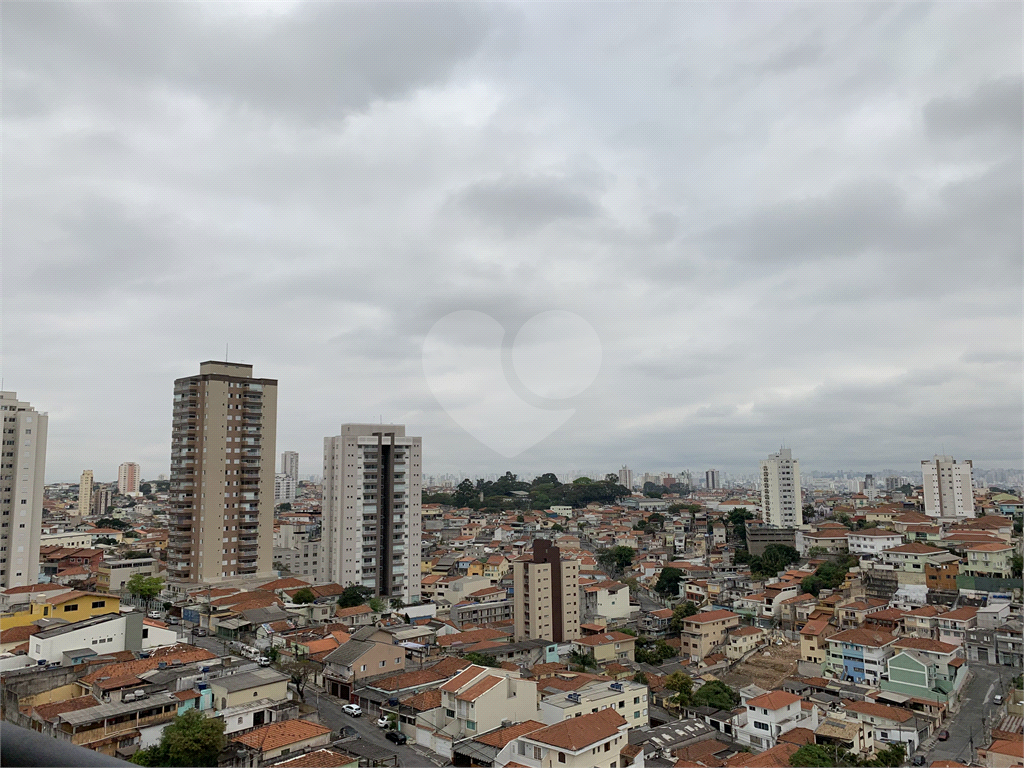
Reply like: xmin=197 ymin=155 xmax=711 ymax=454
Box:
xmin=4 ymin=1 xmax=1021 ymax=483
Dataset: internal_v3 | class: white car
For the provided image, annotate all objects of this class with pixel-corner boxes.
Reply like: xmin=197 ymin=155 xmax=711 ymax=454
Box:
xmin=375 ymin=716 xmax=389 ymax=728
xmin=257 ymin=657 xmax=271 ymax=667
xmin=147 ymin=610 xmax=162 ymax=619
xmin=342 ymin=704 xmax=362 ymax=717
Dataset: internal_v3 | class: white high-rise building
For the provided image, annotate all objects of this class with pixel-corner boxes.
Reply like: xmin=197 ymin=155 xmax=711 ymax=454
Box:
xmin=760 ymin=448 xmax=802 ymax=527
xmin=705 ymin=469 xmax=721 ymax=490
xmin=274 ymin=473 xmax=296 ymax=503
xmin=0 ymin=392 xmax=48 ymax=589
xmin=322 ymin=424 xmax=422 ymax=605
xmin=921 ymin=456 xmax=974 ymax=520
xmin=281 ymin=451 xmax=299 ymax=482
xmin=618 ymin=465 xmax=633 ymax=489
xmin=118 ymin=462 xmax=141 ymax=495
xmin=79 ymin=470 xmax=94 ymax=517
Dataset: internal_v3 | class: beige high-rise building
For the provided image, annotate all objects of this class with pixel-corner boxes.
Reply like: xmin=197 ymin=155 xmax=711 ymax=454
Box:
xmin=513 ymin=539 xmax=580 ymax=643
xmin=167 ymin=361 xmax=278 ymax=590
xmin=322 ymin=424 xmax=422 ymax=605
xmin=79 ymin=470 xmax=94 ymax=517
xmin=118 ymin=462 xmax=141 ymax=495
xmin=0 ymin=392 xmax=48 ymax=589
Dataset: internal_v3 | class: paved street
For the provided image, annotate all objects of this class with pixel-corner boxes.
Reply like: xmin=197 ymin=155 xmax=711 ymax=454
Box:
xmin=310 ymin=686 xmax=443 ymax=767
xmin=920 ymin=663 xmax=1018 ymax=765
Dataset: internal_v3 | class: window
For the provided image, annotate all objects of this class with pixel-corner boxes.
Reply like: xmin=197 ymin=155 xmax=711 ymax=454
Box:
xmin=754 ymin=721 xmax=770 ymax=731
xmin=467 ymin=720 xmax=476 ymax=730
xmin=446 ymin=709 xmax=456 ymax=718
xmin=533 ymin=747 xmax=542 ymax=760
xmin=558 ymin=752 xmax=566 ymax=763
xmin=92 ymin=601 xmax=105 ymax=609
xmin=634 ymin=711 xmax=640 ymax=719
xmin=361 ymin=665 xmax=366 ymax=672
xmin=604 ymin=743 xmax=611 ymax=752
xmin=379 ymin=660 xmax=386 ymax=667
xmin=395 ymin=658 xmax=400 ymax=664
xmin=64 ymin=604 xmax=79 ymax=612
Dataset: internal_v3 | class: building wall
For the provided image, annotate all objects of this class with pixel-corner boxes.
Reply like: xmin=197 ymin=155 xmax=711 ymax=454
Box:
xmin=921 ymin=457 xmax=974 ymax=519
xmin=210 ymin=678 xmax=289 ymax=711
xmin=32 ymin=615 xmax=127 ymax=662
xmin=322 ymin=425 xmax=422 ymax=604
xmin=0 ymin=393 xmax=48 ymax=590
xmin=118 ymin=463 xmax=140 ymax=495
xmin=760 ymin=449 xmax=802 ymax=528
xmin=168 ymin=362 xmax=278 ymax=587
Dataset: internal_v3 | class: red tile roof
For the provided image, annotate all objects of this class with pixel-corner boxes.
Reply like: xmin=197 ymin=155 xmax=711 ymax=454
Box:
xmin=843 ymin=700 xmax=914 ymax=723
xmin=456 ymin=675 xmax=505 ymax=702
xmin=684 ymin=610 xmax=740 ymax=624
xmin=474 ymin=720 xmax=546 ymax=748
xmin=275 ymin=749 xmax=358 ymax=768
xmin=745 ymin=690 xmax=801 ymax=710
xmin=232 ymin=719 xmax=331 ymax=752
xmin=525 ymin=708 xmax=627 ymax=750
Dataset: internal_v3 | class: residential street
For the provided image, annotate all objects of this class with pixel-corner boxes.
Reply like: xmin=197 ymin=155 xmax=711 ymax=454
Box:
xmin=920 ymin=663 xmax=1018 ymax=765
xmin=309 ymin=685 xmax=443 ymax=767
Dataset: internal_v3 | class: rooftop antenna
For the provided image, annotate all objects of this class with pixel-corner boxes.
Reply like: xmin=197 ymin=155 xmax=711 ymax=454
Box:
xmin=225 ymin=343 xmax=229 ymax=361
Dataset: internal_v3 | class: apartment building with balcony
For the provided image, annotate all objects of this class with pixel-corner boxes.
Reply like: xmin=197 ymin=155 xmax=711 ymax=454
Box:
xmin=846 ymin=529 xmax=905 ymax=555
xmin=964 ymin=542 xmax=1014 ymax=578
xmin=167 ymin=362 xmax=278 ymax=589
xmin=539 ymin=679 xmax=649 ymax=727
xmin=513 ymin=540 xmax=580 ymax=643
xmin=0 ymin=391 xmax=48 ymax=590
xmin=936 ymin=606 xmax=977 ymax=647
xmin=760 ymin=448 xmax=802 ymax=527
xmin=439 ymin=665 xmax=540 ymax=740
xmin=322 ymin=424 xmax=422 ymax=605
xmin=499 ymin=708 xmax=631 ymax=768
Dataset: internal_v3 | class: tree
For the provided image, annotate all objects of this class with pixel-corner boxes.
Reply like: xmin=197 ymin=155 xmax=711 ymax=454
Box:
xmin=368 ymin=597 xmax=385 ymax=613
xmin=654 ymin=567 xmax=684 ymax=598
xmin=130 ymin=708 xmax=225 ymax=766
xmin=337 ymin=585 xmax=374 ymax=608
xmin=569 ymin=649 xmax=597 ymax=670
xmin=277 ymin=502 xmax=292 ymax=512
xmin=125 ymin=574 xmax=164 ymax=601
xmin=277 ymin=659 xmax=320 ymax=700
xmin=664 ymin=671 xmax=693 ymax=706
xmin=452 ymin=478 xmax=477 ymax=508
xmin=516 ymin=514 xmax=525 ymax=523
xmin=669 ymin=601 xmax=699 ymax=633
xmin=749 ymin=545 xmax=801 ymax=578
xmin=788 ymin=744 xmax=857 ymax=767
xmin=863 ymin=743 xmax=905 ymax=768
xmin=95 ymin=537 xmax=117 ymax=545
xmin=96 ymin=517 xmax=132 ymax=531
xmin=390 ymin=597 xmax=406 ymax=610
xmin=597 ymin=546 xmax=635 ymax=576
xmin=140 ymin=483 xmax=152 ymax=496
xmin=464 ymin=652 xmax=501 ymax=667
xmin=551 ymin=523 xmax=565 ymax=533
xmin=1011 ymin=553 xmax=1023 ymax=579
xmin=292 ymin=588 xmax=315 ymax=604
xmin=635 ymin=638 xmax=675 ymax=665
xmin=692 ymin=680 xmax=739 ymax=711
xmin=633 ymin=672 xmax=647 ymax=685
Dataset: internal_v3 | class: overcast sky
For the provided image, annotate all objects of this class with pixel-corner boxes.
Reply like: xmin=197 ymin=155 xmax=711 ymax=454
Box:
xmin=4 ymin=2 xmax=1021 ymax=483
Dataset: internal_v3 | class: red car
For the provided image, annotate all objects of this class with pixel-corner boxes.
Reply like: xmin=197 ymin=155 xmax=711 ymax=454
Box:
xmin=938 ymin=730 xmax=950 ymax=741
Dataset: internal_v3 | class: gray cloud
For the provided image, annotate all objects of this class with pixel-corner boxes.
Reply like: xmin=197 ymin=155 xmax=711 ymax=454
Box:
xmin=2 ymin=1 xmax=1021 ymax=482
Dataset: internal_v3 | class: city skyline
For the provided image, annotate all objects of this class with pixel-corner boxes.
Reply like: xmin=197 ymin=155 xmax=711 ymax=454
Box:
xmin=4 ymin=2 xmax=1021 ymax=483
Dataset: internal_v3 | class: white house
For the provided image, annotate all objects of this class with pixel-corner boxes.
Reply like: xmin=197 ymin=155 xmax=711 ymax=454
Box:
xmin=842 ymin=700 xmax=925 ymax=753
xmin=735 ymin=689 xmax=818 ymax=750
xmin=497 ymin=708 xmax=637 ymax=768
xmin=846 ymin=530 xmax=905 ymax=556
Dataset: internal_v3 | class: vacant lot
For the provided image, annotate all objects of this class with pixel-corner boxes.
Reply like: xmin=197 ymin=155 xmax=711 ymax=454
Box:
xmin=719 ymin=639 xmax=802 ymax=690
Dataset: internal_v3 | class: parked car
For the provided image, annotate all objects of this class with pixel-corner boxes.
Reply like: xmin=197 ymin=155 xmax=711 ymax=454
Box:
xmin=385 ymin=730 xmax=407 ymax=745
xmin=938 ymin=730 xmax=950 ymax=741
xmin=342 ymin=704 xmax=362 ymax=717
xmin=913 ymin=756 xmax=925 ymax=766
xmin=147 ymin=610 xmax=162 ymax=619
xmin=191 ymin=627 xmax=207 ymax=637
xmin=375 ymin=716 xmax=390 ymax=728
xmin=168 ymin=617 xmax=179 ymax=625
xmin=993 ymin=694 xmax=1004 ymax=705
xmin=257 ymin=657 xmax=272 ymax=667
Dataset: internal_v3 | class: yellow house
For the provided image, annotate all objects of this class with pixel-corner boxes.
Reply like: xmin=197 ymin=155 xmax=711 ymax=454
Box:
xmin=209 ymin=667 xmax=290 ymax=711
xmin=799 ymin=617 xmax=835 ymax=668
xmin=965 ymin=542 xmax=1014 ymax=579
xmin=482 ymin=555 xmax=509 ymax=582
xmin=467 ymin=560 xmax=486 ymax=578
xmin=571 ymin=631 xmax=635 ymax=664
xmin=421 ymin=558 xmax=438 ymax=575
xmin=1 ymin=591 xmax=120 ymax=631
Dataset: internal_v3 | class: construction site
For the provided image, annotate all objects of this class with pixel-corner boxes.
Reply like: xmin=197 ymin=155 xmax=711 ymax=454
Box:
xmin=718 ymin=638 xmax=803 ymax=691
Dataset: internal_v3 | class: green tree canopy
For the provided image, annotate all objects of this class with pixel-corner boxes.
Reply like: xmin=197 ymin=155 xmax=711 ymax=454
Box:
xmin=291 ymin=588 xmax=315 ymax=604
xmin=463 ymin=652 xmax=501 ymax=667
xmin=125 ymin=574 xmax=164 ymax=600
xmin=96 ymin=517 xmax=132 ymax=531
xmin=140 ymin=483 xmax=152 ymax=496
xmin=337 ymin=585 xmax=374 ymax=608
xmin=131 ymin=708 xmax=225 ymax=766
xmin=664 ymin=671 xmax=693 ymax=706
xmin=635 ymin=637 xmax=675 ymax=665
xmin=692 ymin=680 xmax=739 ymax=711
xmin=654 ymin=567 xmax=684 ymax=597
xmin=788 ymin=744 xmax=857 ymax=767
xmin=597 ymin=545 xmax=636 ymax=576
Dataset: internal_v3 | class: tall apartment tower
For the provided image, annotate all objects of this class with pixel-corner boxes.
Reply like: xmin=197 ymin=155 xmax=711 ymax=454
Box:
xmin=93 ymin=487 xmax=113 ymax=516
xmin=281 ymin=451 xmax=299 ymax=482
xmin=617 ymin=465 xmax=633 ymax=489
xmin=921 ymin=456 xmax=975 ymax=519
xmin=705 ymin=469 xmax=720 ymax=490
xmin=0 ymin=392 xmax=48 ymax=589
xmin=79 ymin=470 xmax=94 ymax=517
xmin=322 ymin=424 xmax=422 ymax=604
xmin=513 ymin=539 xmax=580 ymax=643
xmin=760 ymin=448 xmax=802 ymax=527
xmin=167 ymin=362 xmax=278 ymax=590
xmin=118 ymin=462 xmax=141 ymax=495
